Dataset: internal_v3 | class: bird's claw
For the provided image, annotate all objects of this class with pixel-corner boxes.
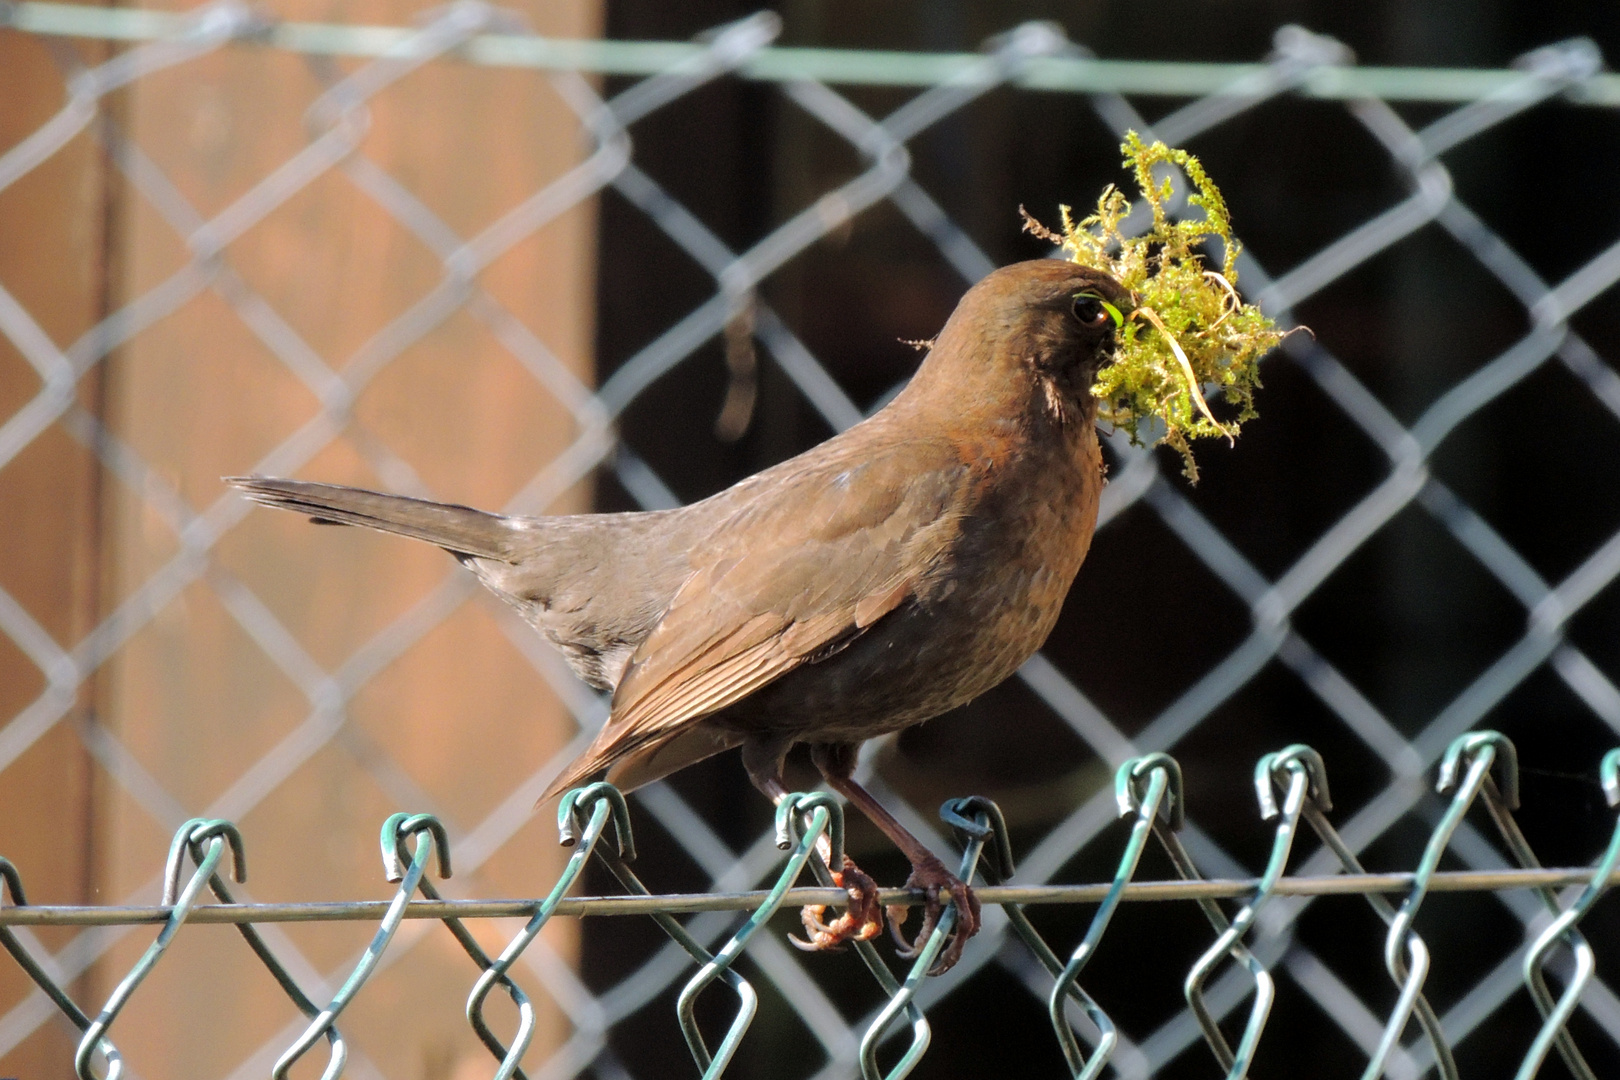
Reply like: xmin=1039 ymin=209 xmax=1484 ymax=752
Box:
xmin=885 ymin=855 xmax=980 ymax=975
xmin=790 ymin=856 xmax=882 ymax=952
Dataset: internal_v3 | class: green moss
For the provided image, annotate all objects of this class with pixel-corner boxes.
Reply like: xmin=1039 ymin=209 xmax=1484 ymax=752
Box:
xmin=1026 ymin=133 xmax=1285 ymax=482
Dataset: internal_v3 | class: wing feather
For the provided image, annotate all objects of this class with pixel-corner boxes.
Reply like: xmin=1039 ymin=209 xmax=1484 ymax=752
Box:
xmin=540 ymin=441 xmax=969 ymax=799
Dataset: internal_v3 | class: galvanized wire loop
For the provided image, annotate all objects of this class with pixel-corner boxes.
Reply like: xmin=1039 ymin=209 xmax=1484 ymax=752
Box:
xmin=273 ymin=813 xmax=451 ymax=1080
xmin=1463 ymin=741 xmax=1598 ymax=1080
xmin=463 ymin=782 xmax=701 ymax=1078
xmin=1438 ymin=730 xmax=1521 ymax=809
xmin=0 ymin=860 xmax=21 ymax=907
xmin=1183 ymin=750 xmax=1313 ymax=1078
xmin=167 ymin=820 xmax=349 ymax=1080
xmin=583 ymin=816 xmax=764 ymax=1076
xmin=0 ymin=857 xmax=121 ymax=1072
xmin=559 ymin=781 xmax=637 ymax=861
xmin=1254 ymin=744 xmax=1331 ymax=820
xmin=456 ymin=789 xmax=630 ymax=1080
xmin=669 ymin=791 xmax=842 ymax=1078
xmin=164 ymin=818 xmax=245 ymax=902
xmin=1284 ymin=761 xmax=1458 ymax=1080
xmin=941 ymin=795 xmax=1017 ymax=883
xmin=940 ymin=788 xmax=1111 ymax=1065
xmin=1118 ymin=751 xmax=1187 ymax=831
xmin=1143 ymin=768 xmax=1265 ymax=1076
xmin=857 ymin=802 xmax=997 ymax=1080
xmin=1048 ymin=758 xmax=1175 ymax=1079
xmin=1371 ymin=732 xmax=1518 ymax=1078
xmin=778 ymin=789 xmax=846 ymax=869
xmin=558 ymin=784 xmax=787 ymax=1078
xmin=383 ymin=812 xmax=453 ymax=883
xmin=1515 ymin=747 xmax=1620 ymax=1080
xmin=75 ymin=819 xmax=239 ymax=1080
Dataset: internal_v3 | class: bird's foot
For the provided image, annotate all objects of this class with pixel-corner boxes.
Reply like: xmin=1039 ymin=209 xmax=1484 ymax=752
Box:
xmin=791 ymin=856 xmax=883 ymax=952
xmin=885 ymin=853 xmax=980 ymax=975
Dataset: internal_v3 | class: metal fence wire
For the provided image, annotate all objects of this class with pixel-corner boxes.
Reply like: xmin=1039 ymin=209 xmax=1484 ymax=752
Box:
xmin=3 ymin=4 xmax=1620 ymax=1079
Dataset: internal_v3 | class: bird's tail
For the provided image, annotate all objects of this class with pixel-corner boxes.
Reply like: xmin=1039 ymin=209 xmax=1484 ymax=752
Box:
xmin=226 ymin=476 xmax=516 ymax=561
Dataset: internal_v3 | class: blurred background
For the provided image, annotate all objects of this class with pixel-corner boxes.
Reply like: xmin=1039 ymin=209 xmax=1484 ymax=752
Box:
xmin=4 ymin=0 xmax=1620 ymax=1077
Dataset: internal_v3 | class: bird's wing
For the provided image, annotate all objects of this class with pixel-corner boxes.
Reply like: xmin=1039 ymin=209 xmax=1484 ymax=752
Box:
xmin=544 ymin=442 xmax=969 ymax=795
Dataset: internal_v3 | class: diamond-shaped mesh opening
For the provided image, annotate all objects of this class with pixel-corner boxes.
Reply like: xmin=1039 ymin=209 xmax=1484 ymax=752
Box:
xmin=1289 ymin=506 xmax=1528 ymax=732
xmin=1428 ymin=362 xmax=1620 ymax=581
xmin=1042 ymin=502 xmax=1255 ymax=722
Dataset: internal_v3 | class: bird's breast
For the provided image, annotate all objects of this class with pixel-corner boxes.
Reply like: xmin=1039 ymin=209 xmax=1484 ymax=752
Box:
xmin=920 ymin=420 xmax=1103 ymax=671
xmin=735 ymin=420 xmax=1104 ymax=741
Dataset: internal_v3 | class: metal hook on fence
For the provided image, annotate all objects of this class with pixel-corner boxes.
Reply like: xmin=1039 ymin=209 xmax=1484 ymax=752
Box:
xmin=1442 ymin=732 xmax=1597 ymax=1080
xmin=940 ymin=795 xmax=1013 ymax=881
xmin=1038 ymin=757 xmax=1179 ymax=1079
xmin=559 ymin=782 xmax=636 ymax=861
xmin=273 ymin=813 xmax=450 ymax=1080
xmin=666 ymin=792 xmax=844 ymax=1078
xmin=1181 ymin=748 xmax=1314 ymax=1079
xmin=75 ymin=818 xmax=246 ymax=1080
xmin=1512 ymin=746 xmax=1620 ymax=1078
xmin=1253 ymin=744 xmax=1329 ymax=821
xmin=0 ymin=857 xmax=125 ymax=1077
xmin=1270 ymin=750 xmax=1457 ymax=1080
xmin=939 ymin=793 xmax=1113 ymax=1076
xmin=382 ymin=812 xmax=453 ymax=882
xmin=569 ymin=786 xmax=770 ymax=1078
xmin=1437 ymin=730 xmax=1520 ymax=809
xmin=164 ymin=819 xmax=351 ymax=1080
xmin=1445 ymin=738 xmax=1594 ymax=1080
xmin=163 ymin=818 xmax=247 ymax=902
xmin=1132 ymin=753 xmax=1272 ymax=1077
xmin=857 ymin=797 xmax=997 ymax=1080
xmin=779 ymin=787 xmax=847 ymax=868
xmin=449 ymin=783 xmax=635 ymax=1080
xmin=1119 ymin=752 xmax=1187 ymax=831
xmin=1463 ymin=739 xmax=1595 ymax=1080
xmin=1371 ymin=731 xmax=1523 ymax=1079
xmin=1513 ymin=747 xmax=1620 ymax=1080
xmin=993 ymin=758 xmax=1184 ymax=1077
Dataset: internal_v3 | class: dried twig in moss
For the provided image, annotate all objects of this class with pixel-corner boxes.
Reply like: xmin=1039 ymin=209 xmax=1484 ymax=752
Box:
xmin=1028 ymin=132 xmax=1286 ymax=481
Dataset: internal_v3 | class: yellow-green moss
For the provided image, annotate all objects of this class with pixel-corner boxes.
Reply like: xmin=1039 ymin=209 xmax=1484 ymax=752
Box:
xmin=1026 ymin=133 xmax=1284 ymax=482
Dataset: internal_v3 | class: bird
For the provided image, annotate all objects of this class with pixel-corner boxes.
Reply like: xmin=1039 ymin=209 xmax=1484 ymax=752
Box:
xmin=229 ymin=258 xmax=1130 ymax=974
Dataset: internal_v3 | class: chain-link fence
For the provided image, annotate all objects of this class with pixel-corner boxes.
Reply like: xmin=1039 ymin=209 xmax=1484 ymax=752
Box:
xmin=3 ymin=3 xmax=1620 ymax=1078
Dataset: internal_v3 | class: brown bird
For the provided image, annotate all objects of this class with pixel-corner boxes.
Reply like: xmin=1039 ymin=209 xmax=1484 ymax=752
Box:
xmin=229 ymin=258 xmax=1128 ymax=973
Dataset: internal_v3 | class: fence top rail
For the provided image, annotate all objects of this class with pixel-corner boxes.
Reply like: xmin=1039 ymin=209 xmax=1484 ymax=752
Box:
xmin=0 ymin=866 xmax=1611 ymax=926
xmin=4 ymin=0 xmax=1619 ymax=104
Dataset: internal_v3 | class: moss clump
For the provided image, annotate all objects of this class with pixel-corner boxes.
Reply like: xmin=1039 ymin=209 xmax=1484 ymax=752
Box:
xmin=1025 ymin=133 xmax=1284 ymax=482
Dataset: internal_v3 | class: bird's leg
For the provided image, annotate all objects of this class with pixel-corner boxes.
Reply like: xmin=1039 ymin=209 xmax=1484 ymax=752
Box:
xmin=811 ymin=742 xmax=980 ymax=975
xmin=742 ymin=739 xmax=882 ymax=951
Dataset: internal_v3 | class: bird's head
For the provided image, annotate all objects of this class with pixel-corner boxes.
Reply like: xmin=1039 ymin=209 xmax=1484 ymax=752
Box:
xmin=900 ymin=260 xmax=1131 ymax=430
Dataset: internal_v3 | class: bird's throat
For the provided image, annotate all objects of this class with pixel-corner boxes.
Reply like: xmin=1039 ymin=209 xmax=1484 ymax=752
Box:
xmin=1038 ymin=370 xmax=1099 ymax=431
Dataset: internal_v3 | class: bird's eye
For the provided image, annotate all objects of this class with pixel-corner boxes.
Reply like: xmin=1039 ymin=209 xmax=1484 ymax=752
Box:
xmin=1071 ymin=292 xmax=1120 ymax=329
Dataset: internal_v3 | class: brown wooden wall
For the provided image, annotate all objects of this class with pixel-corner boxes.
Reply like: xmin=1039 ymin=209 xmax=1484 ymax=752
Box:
xmin=0 ymin=0 xmax=601 ymax=1074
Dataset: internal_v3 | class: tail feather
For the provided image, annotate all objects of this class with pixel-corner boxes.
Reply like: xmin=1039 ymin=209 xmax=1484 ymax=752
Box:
xmin=538 ymin=723 xmax=744 ymax=804
xmin=227 ymin=476 xmax=516 ymax=561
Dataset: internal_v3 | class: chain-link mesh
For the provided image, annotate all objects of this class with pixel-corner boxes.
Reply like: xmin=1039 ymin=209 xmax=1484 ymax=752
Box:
xmin=3 ymin=4 xmax=1620 ymax=1078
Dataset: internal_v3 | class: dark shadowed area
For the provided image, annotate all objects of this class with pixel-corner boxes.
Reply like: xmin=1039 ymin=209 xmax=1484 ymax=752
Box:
xmin=584 ymin=1 xmax=1620 ymax=1077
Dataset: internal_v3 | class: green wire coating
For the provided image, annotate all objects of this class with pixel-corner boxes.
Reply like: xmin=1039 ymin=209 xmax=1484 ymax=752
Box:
xmin=273 ymin=814 xmax=448 ymax=1080
xmin=1046 ymin=760 xmax=1169 ymax=1078
xmin=74 ymin=820 xmax=244 ymax=1080
xmin=1181 ymin=756 xmax=1313 ymax=1078
xmin=1514 ymin=749 xmax=1620 ymax=1080
xmin=1 ymin=743 xmax=1616 ymax=1080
